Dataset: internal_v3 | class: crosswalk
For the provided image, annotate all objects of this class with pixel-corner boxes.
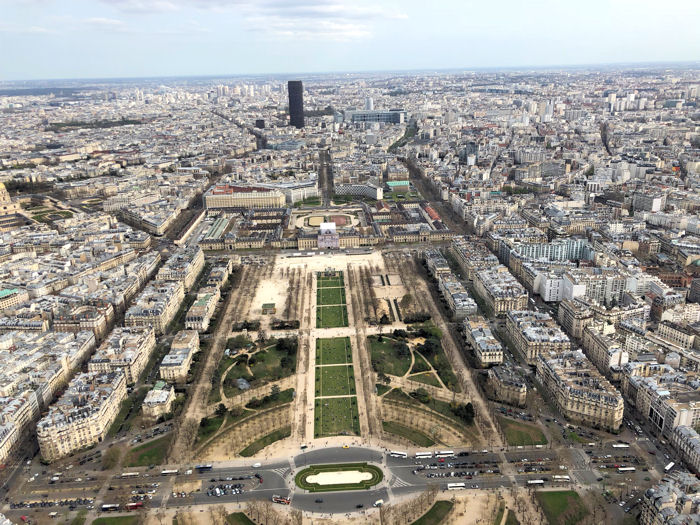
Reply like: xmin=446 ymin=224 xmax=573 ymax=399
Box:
xmin=390 ymin=476 xmax=412 ymax=488
xmin=272 ymin=467 xmax=291 ymax=478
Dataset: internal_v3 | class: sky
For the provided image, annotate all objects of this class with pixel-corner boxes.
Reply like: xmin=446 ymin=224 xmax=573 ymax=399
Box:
xmin=1 ymin=0 xmax=699 ymax=81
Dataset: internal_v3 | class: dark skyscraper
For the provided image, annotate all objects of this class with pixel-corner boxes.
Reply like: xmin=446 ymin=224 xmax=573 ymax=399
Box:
xmin=288 ymin=80 xmax=304 ymax=129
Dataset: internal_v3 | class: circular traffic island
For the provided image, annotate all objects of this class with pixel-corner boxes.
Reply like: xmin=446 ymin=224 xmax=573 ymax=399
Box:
xmin=295 ymin=462 xmax=383 ymax=493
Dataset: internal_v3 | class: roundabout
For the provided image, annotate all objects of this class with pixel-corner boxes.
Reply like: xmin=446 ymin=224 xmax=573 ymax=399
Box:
xmin=295 ymin=462 xmax=384 ymax=492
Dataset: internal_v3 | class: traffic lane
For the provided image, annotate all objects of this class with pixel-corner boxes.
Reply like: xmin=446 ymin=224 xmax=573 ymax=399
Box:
xmin=292 ymin=487 xmax=389 ymax=513
xmin=170 ymin=487 xmax=289 ymax=508
xmin=192 ymin=464 xmax=289 ymax=481
xmin=294 ymin=447 xmax=382 ymax=466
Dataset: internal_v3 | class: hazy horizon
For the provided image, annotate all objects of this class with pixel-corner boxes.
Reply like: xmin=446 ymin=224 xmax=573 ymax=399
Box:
xmin=1 ymin=0 xmax=699 ymax=82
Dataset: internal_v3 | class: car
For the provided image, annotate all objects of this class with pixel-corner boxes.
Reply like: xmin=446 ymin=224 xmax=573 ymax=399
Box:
xmin=342 ymin=445 xmax=349 ymax=449
xmin=315 ymin=499 xmax=323 ymax=503
xmin=252 ymin=463 xmax=262 ymax=468
xmin=356 ymin=504 xmax=364 ymax=508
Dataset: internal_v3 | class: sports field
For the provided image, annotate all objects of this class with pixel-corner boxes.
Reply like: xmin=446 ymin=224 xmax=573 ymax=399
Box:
xmin=316 ymin=305 xmax=349 ymax=328
xmin=316 ymin=337 xmax=352 ymax=365
xmin=314 ymin=397 xmax=360 ymax=437
xmin=315 ymin=365 xmax=356 ymax=397
xmin=317 ymin=287 xmax=346 ymax=306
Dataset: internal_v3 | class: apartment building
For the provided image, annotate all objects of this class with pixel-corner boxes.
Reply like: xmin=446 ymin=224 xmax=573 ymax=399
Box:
xmin=185 ymin=286 xmax=220 ymax=332
xmin=124 ymin=280 xmax=185 ymax=335
xmin=474 ymin=265 xmax=528 ymax=316
xmin=581 ymin=323 xmax=629 ymax=379
xmin=0 ymin=288 xmax=29 ymax=311
xmin=505 ymin=310 xmax=570 ymax=364
xmin=487 ymin=366 xmax=527 ymax=407
xmin=160 ymin=330 xmax=199 ymax=383
xmin=536 ymin=350 xmax=624 ymax=432
xmin=657 ymin=321 xmax=696 ymax=350
xmin=639 ymin=472 xmax=700 ymax=525
xmin=449 ymin=237 xmax=499 ymax=281
xmin=670 ymin=425 xmax=700 ymax=475
xmin=142 ymin=381 xmax=175 ymax=420
xmin=88 ymin=327 xmax=156 ymax=384
xmin=438 ymin=274 xmax=477 ymax=320
xmin=463 ymin=316 xmax=503 ymax=366
xmin=558 ymin=298 xmax=595 ymax=340
xmin=156 ymin=245 xmax=205 ymax=292
xmin=37 ymin=371 xmax=127 ymax=462
xmin=424 ymin=249 xmax=451 ymax=278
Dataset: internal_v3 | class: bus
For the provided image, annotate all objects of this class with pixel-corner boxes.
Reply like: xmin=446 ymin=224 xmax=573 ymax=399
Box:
xmin=126 ymin=502 xmax=144 ymax=511
xmin=100 ymin=504 xmax=120 ymax=512
xmin=390 ymin=451 xmax=408 ymax=458
xmin=435 ymin=450 xmax=455 ymax=458
xmin=527 ymin=480 xmax=545 ymax=485
xmin=161 ymin=469 xmax=179 ymax=476
xmin=618 ymin=467 xmax=636 ymax=473
xmin=120 ymin=472 xmax=140 ymax=479
xmin=272 ymin=495 xmax=290 ymax=505
xmin=553 ymin=475 xmax=571 ymax=483
xmin=195 ymin=464 xmax=213 ymax=473
xmin=447 ymin=483 xmax=466 ymax=490
xmin=612 ymin=444 xmax=630 ymax=449
xmin=664 ymin=462 xmax=675 ymax=473
xmin=415 ymin=452 xmax=433 ymax=459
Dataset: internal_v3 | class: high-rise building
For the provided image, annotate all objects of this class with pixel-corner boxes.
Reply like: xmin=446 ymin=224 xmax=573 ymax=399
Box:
xmin=288 ymin=80 xmax=304 ymax=128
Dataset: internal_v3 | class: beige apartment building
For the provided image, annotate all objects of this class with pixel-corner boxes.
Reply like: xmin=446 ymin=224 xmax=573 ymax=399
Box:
xmin=536 ymin=350 xmax=624 ymax=432
xmin=88 ymin=327 xmax=156 ymax=384
xmin=156 ymin=246 xmax=205 ymax=292
xmin=37 ymin=371 xmax=127 ymax=462
xmin=185 ymin=287 xmax=220 ymax=332
xmin=142 ymin=382 xmax=175 ymax=420
xmin=124 ymin=280 xmax=185 ymax=335
xmin=160 ymin=330 xmax=199 ymax=383
xmin=473 ymin=265 xmax=528 ymax=316
xmin=463 ymin=316 xmax=503 ymax=366
xmin=487 ymin=366 xmax=527 ymax=407
xmin=505 ymin=310 xmax=570 ymax=364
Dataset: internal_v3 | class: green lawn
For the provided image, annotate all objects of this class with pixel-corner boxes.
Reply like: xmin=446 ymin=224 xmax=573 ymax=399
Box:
xmin=382 ymin=421 xmax=435 ymax=447
xmin=497 ymin=416 xmax=547 ymax=446
xmin=92 ymin=517 xmax=138 ymax=525
xmin=568 ymin=431 xmax=584 ymax=443
xmin=376 ymin=383 xmax=391 ymax=396
xmin=314 ymin=397 xmax=360 ymax=437
xmin=316 ymin=337 xmax=352 ymax=365
xmin=410 ymin=353 xmax=431 ymax=373
xmin=494 ymin=503 xmax=505 ymax=525
xmin=535 ymin=491 xmax=589 ymax=525
xmin=70 ymin=509 xmax=88 ymax=525
xmin=505 ymin=510 xmax=520 ymax=525
xmin=317 ymin=287 xmax=346 ymax=306
xmin=196 ymin=415 xmax=225 ymax=443
xmin=316 ymin=365 xmax=356 ymax=397
xmin=316 ymin=305 xmax=349 ymax=328
xmin=410 ymin=372 xmax=442 ymax=388
xmin=249 ymin=344 xmax=296 ymax=380
xmin=317 ymin=273 xmax=345 ymax=288
xmin=239 ymin=426 xmax=291 ymax=457
xmin=411 ymin=500 xmax=454 ymax=525
xmin=368 ymin=336 xmax=411 ymax=376
xmin=124 ymin=434 xmax=172 ymax=467
xmin=226 ymin=513 xmax=255 ymax=525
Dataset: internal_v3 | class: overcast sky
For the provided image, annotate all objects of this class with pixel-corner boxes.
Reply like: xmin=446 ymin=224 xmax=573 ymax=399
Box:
xmin=1 ymin=0 xmax=699 ymax=80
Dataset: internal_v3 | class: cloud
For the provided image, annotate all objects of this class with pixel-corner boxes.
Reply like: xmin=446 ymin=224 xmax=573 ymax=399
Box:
xmin=98 ymin=0 xmax=408 ymax=39
xmin=0 ymin=22 xmax=54 ymax=34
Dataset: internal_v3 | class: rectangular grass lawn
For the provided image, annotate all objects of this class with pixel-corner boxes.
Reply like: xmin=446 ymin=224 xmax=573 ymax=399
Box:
xmin=497 ymin=416 xmax=547 ymax=446
xmin=314 ymin=396 xmax=360 ymax=437
xmin=316 ymin=364 xmax=356 ymax=396
xmin=317 ymin=273 xmax=345 ymax=288
xmin=317 ymin=287 xmax=346 ymax=305
xmin=316 ymin=305 xmax=349 ymax=328
xmin=535 ymin=490 xmax=588 ymax=525
xmin=125 ymin=434 xmax=172 ymax=467
xmin=316 ymin=337 xmax=352 ymax=365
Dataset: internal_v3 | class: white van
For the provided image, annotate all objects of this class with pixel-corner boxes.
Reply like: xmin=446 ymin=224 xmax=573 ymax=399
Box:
xmin=373 ymin=499 xmax=384 ymax=507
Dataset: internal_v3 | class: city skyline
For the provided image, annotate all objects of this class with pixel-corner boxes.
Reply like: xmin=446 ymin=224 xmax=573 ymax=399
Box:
xmin=1 ymin=0 xmax=699 ymax=81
